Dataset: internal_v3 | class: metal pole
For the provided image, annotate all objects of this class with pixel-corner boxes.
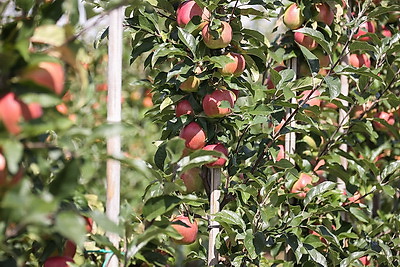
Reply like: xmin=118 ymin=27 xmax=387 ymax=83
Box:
xmin=208 ymin=168 xmax=221 ymax=266
xmin=106 ymin=6 xmax=123 ymax=267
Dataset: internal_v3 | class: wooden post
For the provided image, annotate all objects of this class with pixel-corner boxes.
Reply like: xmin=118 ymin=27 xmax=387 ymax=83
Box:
xmin=106 ymin=6 xmax=123 ymax=267
xmin=208 ymin=168 xmax=221 ymax=266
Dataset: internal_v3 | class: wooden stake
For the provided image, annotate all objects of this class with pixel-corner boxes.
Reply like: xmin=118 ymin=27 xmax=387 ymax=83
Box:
xmin=208 ymin=168 xmax=221 ymax=266
xmin=106 ymin=6 xmax=123 ymax=267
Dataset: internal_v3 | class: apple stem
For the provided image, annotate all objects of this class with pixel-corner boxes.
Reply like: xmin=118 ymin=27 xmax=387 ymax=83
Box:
xmin=208 ymin=168 xmax=221 ymax=266
xmin=106 ymin=6 xmax=124 ymax=267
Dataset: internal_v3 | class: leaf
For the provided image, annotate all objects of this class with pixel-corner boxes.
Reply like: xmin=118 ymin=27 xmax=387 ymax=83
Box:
xmin=177 ymin=28 xmax=197 ymax=58
xmin=49 ymin=159 xmax=80 ymax=199
xmin=54 ymin=211 xmax=86 ymax=246
xmin=305 ymin=245 xmax=327 ymax=267
xmin=349 ymin=41 xmax=376 ymax=52
xmin=349 ymin=207 xmax=369 ymax=223
xmin=244 ymin=230 xmax=257 ymax=259
xmin=324 ymin=76 xmax=341 ymax=100
xmin=142 ymin=195 xmax=181 ymax=221
xmin=207 ymin=55 xmax=235 ymax=68
xmin=380 ymin=160 xmax=400 ymax=181
xmin=304 ymin=181 xmax=336 ymax=206
xmin=214 ymin=210 xmax=246 ymax=231
xmin=293 ymin=28 xmax=331 ymax=55
xmin=298 ymin=44 xmax=319 ymax=74
xmin=30 ymin=25 xmax=66 ymax=46
xmin=2 ymin=139 xmax=23 ymax=174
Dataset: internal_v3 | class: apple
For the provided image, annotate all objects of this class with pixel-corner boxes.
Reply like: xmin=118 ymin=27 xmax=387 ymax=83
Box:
xmin=309 ymin=229 xmax=328 ymax=244
xmin=313 ymin=49 xmax=330 ymax=76
xmin=180 ymin=167 xmax=204 ymax=193
xmin=373 ymin=111 xmax=395 ymax=131
xmin=96 ymin=83 xmax=108 ymax=92
xmin=294 ymin=31 xmax=318 ymax=51
xmin=381 ymin=25 xmax=392 ymax=37
xmin=299 ymin=90 xmax=321 ymax=107
xmin=83 ymin=216 xmax=93 ymax=233
xmin=283 ymin=3 xmax=304 ymax=30
xmin=276 ymin=145 xmax=285 ymax=161
xmin=219 ymin=52 xmax=246 ymax=76
xmin=314 ymin=3 xmax=334 ymax=25
xmin=359 ymin=256 xmax=370 ymax=266
xmin=22 ymin=102 xmax=43 ymax=120
xmin=203 ymin=143 xmax=228 ymax=168
xmin=179 ymin=76 xmax=200 ymax=92
xmin=266 ymin=65 xmax=286 ymax=89
xmin=23 ymin=61 xmax=65 ymax=95
xmin=179 ymin=122 xmax=206 ymax=150
xmin=176 ymin=0 xmax=210 ymax=27
xmin=349 ymin=54 xmax=371 ymax=68
xmin=202 ymin=89 xmax=235 ymax=118
xmin=290 ymin=173 xmax=313 ymax=198
xmin=171 ymin=215 xmax=198 ymax=244
xmin=142 ymin=89 xmax=153 ymax=108
xmin=202 ymin=21 xmax=232 ymax=49
xmin=176 ymin=99 xmax=194 ymax=117
xmin=0 ymin=152 xmax=7 ymax=184
xmin=353 ymin=21 xmax=375 ymax=41
xmin=63 ymin=240 xmax=76 ymax=258
xmin=44 ymin=256 xmax=74 ymax=267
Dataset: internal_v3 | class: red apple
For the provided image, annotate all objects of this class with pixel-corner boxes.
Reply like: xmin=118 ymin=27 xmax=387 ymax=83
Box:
xmin=381 ymin=25 xmax=392 ymax=37
xmin=314 ymin=49 xmax=330 ymax=76
xmin=171 ymin=215 xmax=198 ymax=244
xmin=180 ymin=167 xmax=204 ymax=193
xmin=44 ymin=256 xmax=74 ymax=267
xmin=373 ymin=111 xmax=395 ymax=131
xmin=349 ymin=54 xmax=371 ymax=68
xmin=84 ymin=216 xmax=93 ymax=233
xmin=202 ymin=89 xmax=235 ymax=118
xmin=23 ymin=61 xmax=65 ymax=95
xmin=176 ymin=99 xmax=194 ymax=117
xmin=299 ymin=90 xmax=321 ymax=107
xmin=63 ymin=240 xmax=76 ymax=258
xmin=219 ymin=52 xmax=246 ymax=76
xmin=203 ymin=143 xmax=228 ymax=168
xmin=180 ymin=76 xmax=200 ymax=92
xmin=179 ymin=122 xmax=206 ymax=150
xmin=202 ymin=21 xmax=232 ymax=49
xmin=353 ymin=21 xmax=375 ymax=41
xmin=96 ymin=83 xmax=108 ymax=92
xmin=22 ymin=102 xmax=43 ymax=120
xmin=294 ymin=31 xmax=318 ymax=51
xmin=283 ymin=3 xmax=304 ymax=30
xmin=176 ymin=0 xmax=210 ymax=27
xmin=359 ymin=256 xmax=370 ymax=266
xmin=0 ymin=152 xmax=7 ymax=184
xmin=276 ymin=145 xmax=285 ymax=161
xmin=314 ymin=3 xmax=334 ymax=25
xmin=290 ymin=173 xmax=313 ymax=198
xmin=266 ymin=65 xmax=286 ymax=89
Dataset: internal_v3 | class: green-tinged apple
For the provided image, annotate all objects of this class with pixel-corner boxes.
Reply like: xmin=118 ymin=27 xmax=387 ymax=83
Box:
xmin=294 ymin=31 xmax=318 ymax=50
xmin=203 ymin=143 xmax=228 ymax=167
xmin=180 ymin=167 xmax=204 ymax=193
xmin=283 ymin=3 xmax=304 ymax=30
xmin=179 ymin=122 xmax=206 ymax=150
xmin=202 ymin=89 xmax=235 ymax=117
xmin=176 ymin=99 xmax=194 ymax=117
xmin=290 ymin=173 xmax=313 ymax=198
xmin=373 ymin=111 xmax=395 ymax=131
xmin=23 ymin=61 xmax=65 ymax=95
xmin=349 ymin=54 xmax=371 ymax=68
xmin=219 ymin=52 xmax=246 ymax=76
xmin=179 ymin=76 xmax=200 ymax=92
xmin=314 ymin=3 xmax=334 ymax=25
xmin=202 ymin=21 xmax=232 ymax=49
xmin=353 ymin=21 xmax=375 ymax=41
xmin=176 ymin=0 xmax=210 ymax=27
xmin=44 ymin=256 xmax=74 ymax=267
xmin=171 ymin=215 xmax=198 ymax=244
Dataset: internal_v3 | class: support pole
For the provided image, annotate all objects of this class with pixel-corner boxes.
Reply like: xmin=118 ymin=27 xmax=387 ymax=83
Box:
xmin=106 ymin=6 xmax=123 ymax=267
xmin=208 ymin=168 xmax=221 ymax=266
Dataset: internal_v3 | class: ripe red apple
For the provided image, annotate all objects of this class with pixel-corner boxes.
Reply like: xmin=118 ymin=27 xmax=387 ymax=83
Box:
xmin=219 ymin=52 xmax=246 ymax=76
xmin=203 ymin=143 xmax=228 ymax=167
xmin=202 ymin=21 xmax=232 ymax=49
xmin=180 ymin=167 xmax=204 ymax=193
xmin=381 ymin=25 xmax=392 ymax=37
xmin=22 ymin=102 xmax=43 ymax=120
xmin=359 ymin=256 xmax=370 ymax=266
xmin=179 ymin=76 xmax=200 ymax=92
xmin=290 ymin=173 xmax=313 ymax=198
xmin=266 ymin=65 xmax=286 ymax=89
xmin=283 ymin=3 xmax=304 ymax=30
xmin=373 ymin=111 xmax=395 ymax=131
xmin=314 ymin=3 xmax=334 ymax=25
xmin=84 ymin=216 xmax=93 ymax=233
xmin=44 ymin=256 xmax=74 ymax=267
xmin=349 ymin=54 xmax=371 ymax=68
xmin=63 ymin=240 xmax=76 ymax=258
xmin=276 ymin=145 xmax=285 ymax=161
xmin=353 ymin=21 xmax=376 ymax=41
xmin=171 ymin=215 xmax=198 ymax=244
xmin=299 ymin=90 xmax=321 ymax=107
xmin=294 ymin=31 xmax=318 ymax=51
xmin=23 ymin=61 xmax=65 ymax=95
xmin=179 ymin=122 xmax=206 ymax=150
xmin=96 ymin=83 xmax=108 ymax=92
xmin=176 ymin=0 xmax=210 ymax=27
xmin=202 ymin=89 xmax=235 ymax=118
xmin=176 ymin=99 xmax=194 ymax=117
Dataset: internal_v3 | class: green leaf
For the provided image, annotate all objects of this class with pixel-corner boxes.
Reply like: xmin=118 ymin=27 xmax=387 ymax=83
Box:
xmin=349 ymin=207 xmax=369 ymax=223
xmin=324 ymin=76 xmax=341 ymax=100
xmin=298 ymin=44 xmax=319 ymax=74
xmin=304 ymin=181 xmax=336 ymax=206
xmin=214 ymin=210 xmax=246 ymax=231
xmin=305 ymin=245 xmax=327 ymax=267
xmin=54 ymin=211 xmax=86 ymax=246
xmin=142 ymin=195 xmax=181 ymax=221
xmin=178 ymin=28 xmax=197 ymax=58
xmin=349 ymin=41 xmax=376 ymax=52
xmin=49 ymin=159 xmax=80 ymax=199
xmin=380 ymin=160 xmax=400 ymax=181
xmin=244 ymin=230 xmax=257 ymax=259
xmin=293 ymin=28 xmax=331 ymax=55
xmin=2 ymin=139 xmax=23 ymax=174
